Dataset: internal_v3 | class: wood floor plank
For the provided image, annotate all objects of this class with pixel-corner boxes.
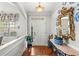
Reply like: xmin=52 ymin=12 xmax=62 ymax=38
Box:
xmin=22 ymin=46 xmax=55 ymax=56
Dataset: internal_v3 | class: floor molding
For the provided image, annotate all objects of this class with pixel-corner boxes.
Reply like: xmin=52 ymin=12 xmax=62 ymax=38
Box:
xmin=32 ymin=44 xmax=48 ymax=46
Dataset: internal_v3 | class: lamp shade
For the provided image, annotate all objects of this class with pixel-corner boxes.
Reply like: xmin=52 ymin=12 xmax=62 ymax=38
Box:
xmin=36 ymin=3 xmax=44 ymax=12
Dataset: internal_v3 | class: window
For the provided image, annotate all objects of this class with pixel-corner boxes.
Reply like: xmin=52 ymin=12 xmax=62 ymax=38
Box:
xmin=0 ymin=12 xmax=19 ymax=36
xmin=0 ymin=21 xmax=16 ymax=36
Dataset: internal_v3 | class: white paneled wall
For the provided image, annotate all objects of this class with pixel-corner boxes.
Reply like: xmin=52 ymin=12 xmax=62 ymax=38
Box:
xmin=2 ymin=37 xmax=17 ymax=44
xmin=0 ymin=2 xmax=27 ymax=56
xmin=32 ymin=38 xmax=48 ymax=46
xmin=0 ymin=35 xmax=26 ymax=56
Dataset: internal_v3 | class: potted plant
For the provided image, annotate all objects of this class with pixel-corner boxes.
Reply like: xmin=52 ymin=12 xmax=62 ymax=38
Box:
xmin=25 ymin=36 xmax=33 ymax=49
xmin=54 ymin=35 xmax=63 ymax=45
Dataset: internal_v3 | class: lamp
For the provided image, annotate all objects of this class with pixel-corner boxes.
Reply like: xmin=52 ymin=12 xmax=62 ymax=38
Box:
xmin=36 ymin=2 xmax=44 ymax=12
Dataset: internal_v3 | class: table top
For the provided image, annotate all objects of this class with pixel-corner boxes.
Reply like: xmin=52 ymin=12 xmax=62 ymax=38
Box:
xmin=50 ymin=39 xmax=79 ymax=56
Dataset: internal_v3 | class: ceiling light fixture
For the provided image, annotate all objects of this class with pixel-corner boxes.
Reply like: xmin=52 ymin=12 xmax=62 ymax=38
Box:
xmin=36 ymin=2 xmax=44 ymax=12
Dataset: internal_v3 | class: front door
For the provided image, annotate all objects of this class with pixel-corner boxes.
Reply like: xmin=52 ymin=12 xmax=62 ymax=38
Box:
xmin=31 ymin=16 xmax=47 ymax=46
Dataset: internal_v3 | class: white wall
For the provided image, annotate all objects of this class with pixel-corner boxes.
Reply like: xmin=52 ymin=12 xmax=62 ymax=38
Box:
xmin=0 ymin=2 xmax=27 ymax=56
xmin=68 ymin=3 xmax=79 ymax=51
xmin=0 ymin=2 xmax=27 ymax=42
xmin=50 ymin=3 xmax=62 ymax=35
xmin=50 ymin=2 xmax=79 ymax=51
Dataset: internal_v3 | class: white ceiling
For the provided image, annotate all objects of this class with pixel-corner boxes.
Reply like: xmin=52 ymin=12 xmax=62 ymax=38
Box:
xmin=19 ymin=2 xmax=62 ymax=13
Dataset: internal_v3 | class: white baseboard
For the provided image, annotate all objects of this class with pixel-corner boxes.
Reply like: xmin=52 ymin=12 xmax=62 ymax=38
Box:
xmin=32 ymin=44 xmax=48 ymax=46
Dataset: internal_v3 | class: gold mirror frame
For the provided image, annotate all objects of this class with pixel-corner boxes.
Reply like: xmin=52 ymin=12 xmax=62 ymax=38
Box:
xmin=57 ymin=7 xmax=75 ymax=41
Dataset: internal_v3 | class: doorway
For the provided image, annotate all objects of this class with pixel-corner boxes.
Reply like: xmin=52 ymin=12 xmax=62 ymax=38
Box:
xmin=30 ymin=16 xmax=48 ymax=46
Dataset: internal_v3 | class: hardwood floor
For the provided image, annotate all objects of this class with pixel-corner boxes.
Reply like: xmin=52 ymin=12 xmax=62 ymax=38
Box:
xmin=22 ymin=46 xmax=55 ymax=56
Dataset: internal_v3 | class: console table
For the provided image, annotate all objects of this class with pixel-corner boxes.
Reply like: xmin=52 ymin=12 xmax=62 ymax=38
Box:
xmin=48 ymin=39 xmax=79 ymax=56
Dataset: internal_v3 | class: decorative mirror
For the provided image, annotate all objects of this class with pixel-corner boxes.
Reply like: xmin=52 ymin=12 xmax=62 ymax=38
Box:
xmin=57 ymin=7 xmax=75 ymax=41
